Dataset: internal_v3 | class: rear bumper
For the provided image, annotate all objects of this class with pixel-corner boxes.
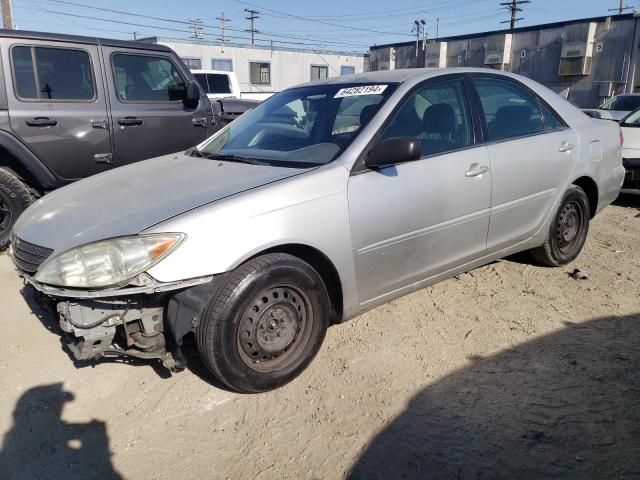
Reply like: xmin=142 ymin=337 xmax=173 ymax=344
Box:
xmin=623 ymin=158 xmax=640 ymax=189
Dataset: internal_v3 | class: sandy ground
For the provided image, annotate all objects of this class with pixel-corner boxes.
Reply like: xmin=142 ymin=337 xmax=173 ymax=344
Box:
xmin=0 ymin=194 xmax=639 ymax=480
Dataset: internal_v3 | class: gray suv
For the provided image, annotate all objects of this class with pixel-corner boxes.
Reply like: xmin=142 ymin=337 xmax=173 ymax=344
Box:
xmin=0 ymin=29 xmax=216 ymax=248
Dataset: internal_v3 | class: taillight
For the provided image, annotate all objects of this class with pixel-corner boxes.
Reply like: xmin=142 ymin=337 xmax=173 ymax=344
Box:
xmin=620 ymin=129 xmax=625 ymax=146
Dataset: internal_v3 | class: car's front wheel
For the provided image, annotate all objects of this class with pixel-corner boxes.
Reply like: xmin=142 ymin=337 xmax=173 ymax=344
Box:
xmin=530 ymin=185 xmax=590 ymax=266
xmin=196 ymin=253 xmax=330 ymax=393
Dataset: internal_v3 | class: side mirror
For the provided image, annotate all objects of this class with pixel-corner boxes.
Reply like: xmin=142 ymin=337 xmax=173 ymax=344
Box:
xmin=183 ymin=80 xmax=201 ymax=108
xmin=365 ymin=137 xmax=422 ymax=169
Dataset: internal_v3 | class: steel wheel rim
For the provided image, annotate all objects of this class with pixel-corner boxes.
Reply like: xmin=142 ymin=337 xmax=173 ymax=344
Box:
xmin=556 ymin=201 xmax=583 ymax=254
xmin=237 ymin=285 xmax=314 ymax=373
xmin=0 ymin=190 xmax=13 ymax=235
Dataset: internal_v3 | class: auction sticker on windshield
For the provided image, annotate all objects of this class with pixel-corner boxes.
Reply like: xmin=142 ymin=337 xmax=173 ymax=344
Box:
xmin=334 ymin=85 xmax=388 ymax=98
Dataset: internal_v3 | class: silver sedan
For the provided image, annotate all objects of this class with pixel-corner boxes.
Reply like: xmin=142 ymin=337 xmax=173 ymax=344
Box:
xmin=10 ymin=69 xmax=625 ymax=393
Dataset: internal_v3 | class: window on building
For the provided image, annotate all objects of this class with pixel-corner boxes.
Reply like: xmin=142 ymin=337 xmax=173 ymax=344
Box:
xmin=311 ymin=65 xmax=329 ymax=81
xmin=250 ymin=62 xmax=271 ymax=85
xmin=380 ymin=79 xmax=472 ymax=157
xmin=12 ymin=46 xmax=95 ymax=101
xmin=180 ymin=57 xmax=202 ymax=70
xmin=112 ymin=54 xmax=187 ymax=102
xmin=340 ymin=65 xmax=355 ymax=75
xmin=473 ymin=78 xmax=544 ymax=141
xmin=211 ymin=58 xmax=233 ymax=71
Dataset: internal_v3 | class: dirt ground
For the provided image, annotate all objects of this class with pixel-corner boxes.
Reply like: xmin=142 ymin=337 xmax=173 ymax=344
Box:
xmin=0 ymin=194 xmax=639 ymax=480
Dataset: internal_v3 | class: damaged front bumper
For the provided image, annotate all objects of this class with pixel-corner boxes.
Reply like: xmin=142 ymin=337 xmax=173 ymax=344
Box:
xmin=20 ymin=271 xmax=217 ymax=371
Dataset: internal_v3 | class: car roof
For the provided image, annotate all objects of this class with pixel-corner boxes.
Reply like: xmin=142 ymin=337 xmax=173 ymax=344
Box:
xmin=293 ymin=67 xmax=533 ymax=89
xmin=0 ymin=28 xmax=172 ymax=52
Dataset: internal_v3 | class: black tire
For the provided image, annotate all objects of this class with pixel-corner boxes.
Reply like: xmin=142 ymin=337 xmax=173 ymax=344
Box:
xmin=530 ymin=185 xmax=590 ymax=267
xmin=196 ymin=253 xmax=330 ymax=393
xmin=0 ymin=169 xmax=33 ymax=251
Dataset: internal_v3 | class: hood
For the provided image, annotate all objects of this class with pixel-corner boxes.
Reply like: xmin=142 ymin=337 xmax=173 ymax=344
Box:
xmin=13 ymin=152 xmax=309 ymax=253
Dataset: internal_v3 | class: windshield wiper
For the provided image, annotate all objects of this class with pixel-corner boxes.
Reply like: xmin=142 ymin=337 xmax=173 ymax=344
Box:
xmin=198 ymin=153 xmax=270 ymax=166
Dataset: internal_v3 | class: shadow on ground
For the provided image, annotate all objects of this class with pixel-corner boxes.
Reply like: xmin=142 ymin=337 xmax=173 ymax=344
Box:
xmin=0 ymin=383 xmax=122 ymax=480
xmin=615 ymin=191 xmax=640 ymax=211
xmin=350 ymin=313 xmax=640 ymax=479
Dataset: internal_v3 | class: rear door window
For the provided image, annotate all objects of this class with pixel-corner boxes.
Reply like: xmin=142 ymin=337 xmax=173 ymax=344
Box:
xmin=112 ymin=54 xmax=186 ymax=102
xmin=474 ymin=78 xmax=544 ymax=141
xmin=11 ymin=46 xmax=95 ymax=101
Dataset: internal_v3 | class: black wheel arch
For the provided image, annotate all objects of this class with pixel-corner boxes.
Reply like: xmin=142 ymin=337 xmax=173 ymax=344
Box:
xmin=0 ymin=130 xmax=59 ymax=192
xmin=572 ymin=176 xmax=598 ymax=218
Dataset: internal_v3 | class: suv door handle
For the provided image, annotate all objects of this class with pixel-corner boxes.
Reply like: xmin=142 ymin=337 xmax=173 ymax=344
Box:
xmin=465 ymin=163 xmax=489 ymax=177
xmin=192 ymin=117 xmax=208 ymax=128
xmin=117 ymin=117 xmax=143 ymax=126
xmin=26 ymin=117 xmax=57 ymax=127
xmin=558 ymin=142 xmax=575 ymax=153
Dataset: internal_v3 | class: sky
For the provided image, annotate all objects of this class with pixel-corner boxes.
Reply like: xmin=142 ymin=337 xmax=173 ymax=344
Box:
xmin=9 ymin=0 xmax=640 ymax=53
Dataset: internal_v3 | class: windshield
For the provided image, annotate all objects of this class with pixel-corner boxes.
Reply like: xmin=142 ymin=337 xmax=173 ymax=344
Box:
xmin=599 ymin=95 xmax=640 ymax=112
xmin=622 ymin=108 xmax=640 ymax=126
xmin=194 ymin=73 xmax=232 ymax=95
xmin=197 ymin=83 xmax=397 ymax=167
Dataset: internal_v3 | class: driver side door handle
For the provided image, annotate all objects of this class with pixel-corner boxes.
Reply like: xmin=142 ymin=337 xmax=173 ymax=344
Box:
xmin=558 ymin=142 xmax=576 ymax=153
xmin=465 ymin=164 xmax=489 ymax=178
xmin=192 ymin=117 xmax=208 ymax=128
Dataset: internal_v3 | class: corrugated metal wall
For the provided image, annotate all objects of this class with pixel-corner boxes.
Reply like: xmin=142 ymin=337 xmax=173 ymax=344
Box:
xmin=369 ymin=16 xmax=639 ymax=108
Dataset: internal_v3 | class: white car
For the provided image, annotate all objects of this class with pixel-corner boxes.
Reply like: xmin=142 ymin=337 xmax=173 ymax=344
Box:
xmin=191 ymin=69 xmax=273 ymax=101
xmin=620 ymin=108 xmax=640 ymax=188
xmin=583 ymin=93 xmax=640 ymax=121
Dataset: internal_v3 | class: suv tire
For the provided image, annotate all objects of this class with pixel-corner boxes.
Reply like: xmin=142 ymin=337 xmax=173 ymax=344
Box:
xmin=197 ymin=253 xmax=330 ymax=393
xmin=0 ymin=169 xmax=32 ymax=250
xmin=530 ymin=185 xmax=590 ymax=266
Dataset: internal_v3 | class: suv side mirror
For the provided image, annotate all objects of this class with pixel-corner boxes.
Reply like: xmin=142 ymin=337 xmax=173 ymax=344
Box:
xmin=184 ymin=81 xmax=201 ymax=108
xmin=365 ymin=137 xmax=422 ymax=169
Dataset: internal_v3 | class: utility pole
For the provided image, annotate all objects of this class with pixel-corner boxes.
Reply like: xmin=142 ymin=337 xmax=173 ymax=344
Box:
xmin=132 ymin=31 xmax=138 ymax=40
xmin=216 ymin=12 xmax=229 ymax=51
xmin=413 ymin=20 xmax=421 ymax=60
xmin=1 ymin=0 xmax=13 ymax=30
xmin=500 ymin=0 xmax=530 ymax=30
xmin=245 ymin=8 xmax=260 ymax=45
xmin=190 ymin=19 xmax=204 ymax=39
xmin=608 ymin=1 xmax=633 ymax=14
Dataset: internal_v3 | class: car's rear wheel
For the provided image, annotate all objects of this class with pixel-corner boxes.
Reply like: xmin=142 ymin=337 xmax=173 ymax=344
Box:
xmin=0 ymin=169 xmax=33 ymax=251
xmin=196 ymin=253 xmax=330 ymax=393
xmin=530 ymin=185 xmax=590 ymax=266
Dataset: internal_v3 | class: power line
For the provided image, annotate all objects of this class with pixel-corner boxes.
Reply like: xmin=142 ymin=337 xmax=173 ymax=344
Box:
xmin=22 ymin=4 xmax=365 ymax=52
xmin=231 ymin=0 xmax=414 ymax=37
xmin=244 ymin=8 xmax=259 ymax=45
xmin=26 ymin=0 xmax=370 ymax=48
xmin=500 ymin=0 xmax=530 ymax=30
xmin=608 ymin=1 xmax=634 ymax=15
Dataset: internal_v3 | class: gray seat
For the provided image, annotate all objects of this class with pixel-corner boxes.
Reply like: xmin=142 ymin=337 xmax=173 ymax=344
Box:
xmin=421 ymin=103 xmax=457 ymax=155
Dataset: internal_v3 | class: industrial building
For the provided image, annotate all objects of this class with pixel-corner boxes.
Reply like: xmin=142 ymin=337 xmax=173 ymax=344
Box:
xmin=368 ymin=13 xmax=640 ymax=108
xmin=141 ymin=37 xmax=366 ymax=96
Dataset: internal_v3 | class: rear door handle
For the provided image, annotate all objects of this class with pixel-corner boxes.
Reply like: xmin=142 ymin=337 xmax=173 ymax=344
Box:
xmin=117 ymin=117 xmax=143 ymax=126
xmin=465 ymin=164 xmax=489 ymax=178
xmin=26 ymin=117 xmax=57 ymax=127
xmin=192 ymin=117 xmax=207 ymax=128
xmin=558 ymin=142 xmax=575 ymax=153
